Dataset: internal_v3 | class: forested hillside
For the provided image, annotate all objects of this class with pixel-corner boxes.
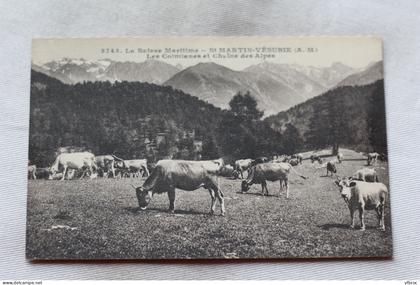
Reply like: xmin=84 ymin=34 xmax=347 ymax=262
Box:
xmin=29 ymin=70 xmax=224 ymax=166
xmin=265 ymin=80 xmax=387 ymax=154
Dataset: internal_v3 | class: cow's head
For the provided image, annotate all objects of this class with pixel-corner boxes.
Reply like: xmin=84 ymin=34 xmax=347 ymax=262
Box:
xmin=48 ymin=168 xmax=53 ymax=180
xmin=334 ymin=177 xmax=355 ymax=201
xmin=241 ymin=180 xmax=250 ymax=192
xmin=135 ymin=186 xmax=153 ymax=210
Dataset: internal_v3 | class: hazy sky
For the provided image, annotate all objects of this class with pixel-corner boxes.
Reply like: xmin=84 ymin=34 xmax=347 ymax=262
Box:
xmin=32 ymin=37 xmax=382 ymax=70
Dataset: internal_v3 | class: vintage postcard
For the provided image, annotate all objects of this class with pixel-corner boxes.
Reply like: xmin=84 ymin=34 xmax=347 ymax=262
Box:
xmin=27 ymin=37 xmax=391 ymax=260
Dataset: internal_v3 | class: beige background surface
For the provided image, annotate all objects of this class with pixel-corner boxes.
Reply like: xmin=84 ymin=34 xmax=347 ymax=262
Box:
xmin=0 ymin=0 xmax=419 ymax=279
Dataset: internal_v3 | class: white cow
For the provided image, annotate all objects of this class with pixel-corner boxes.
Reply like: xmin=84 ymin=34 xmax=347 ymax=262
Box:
xmin=367 ymin=152 xmax=380 ymax=166
xmin=50 ymin=152 xmax=97 ymax=180
xmin=353 ymin=168 xmax=379 ymax=182
xmin=335 ymin=177 xmax=388 ymax=231
xmin=241 ymin=162 xmax=307 ymax=198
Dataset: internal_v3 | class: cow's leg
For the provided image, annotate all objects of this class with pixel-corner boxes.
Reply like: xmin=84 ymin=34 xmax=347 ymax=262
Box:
xmin=349 ymin=208 xmax=355 ymax=229
xmin=208 ymin=188 xmax=216 ymax=215
xmin=61 ymin=166 xmax=67 ymax=181
xmin=144 ymin=166 xmax=150 ymax=177
xmin=284 ymin=178 xmax=289 ymax=198
xmin=239 ymin=169 xmax=243 ymax=179
xmin=89 ymin=166 xmax=95 ymax=179
xmin=279 ymin=180 xmax=283 ymax=197
xmin=214 ymin=188 xmax=225 ymax=216
xmin=167 ymin=188 xmax=176 ymax=214
xmin=359 ymin=206 xmax=366 ymax=231
xmin=378 ymin=202 xmax=385 ymax=231
xmin=262 ymin=181 xmax=268 ymax=196
xmin=111 ymin=164 xmax=115 ymax=178
xmin=207 ymin=178 xmax=225 ymax=216
xmin=80 ymin=168 xmax=86 ymax=179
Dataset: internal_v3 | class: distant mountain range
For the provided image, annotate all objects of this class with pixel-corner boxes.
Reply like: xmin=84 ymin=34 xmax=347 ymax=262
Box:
xmin=164 ymin=62 xmax=313 ymax=115
xmin=32 ymin=58 xmax=180 ymax=85
xmin=32 ymin=58 xmax=383 ymax=115
xmin=336 ymin=61 xmax=383 ymax=87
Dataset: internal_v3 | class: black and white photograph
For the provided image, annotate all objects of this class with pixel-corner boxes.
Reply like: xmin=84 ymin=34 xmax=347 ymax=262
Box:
xmin=26 ymin=37 xmax=391 ymax=260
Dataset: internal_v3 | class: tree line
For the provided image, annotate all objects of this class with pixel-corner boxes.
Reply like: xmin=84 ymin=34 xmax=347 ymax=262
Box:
xmin=29 ymin=70 xmax=387 ymax=167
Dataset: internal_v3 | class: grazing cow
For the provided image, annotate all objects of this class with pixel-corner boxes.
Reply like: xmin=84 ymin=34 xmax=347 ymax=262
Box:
xmin=120 ymin=159 xmax=150 ymax=178
xmin=291 ymin=154 xmax=303 ymax=164
xmin=134 ymin=160 xmax=225 ymax=215
xmin=28 ymin=165 xmax=37 ymax=180
xmin=353 ymin=168 xmax=379 ymax=182
xmin=326 ymin=160 xmax=337 ymax=176
xmin=35 ymin=167 xmax=51 ymax=180
xmin=234 ymin=159 xmax=253 ymax=179
xmin=367 ymin=152 xmax=380 ymax=166
xmin=310 ymin=154 xmax=322 ymax=163
xmin=335 ymin=177 xmax=388 ymax=231
xmin=337 ymin=152 xmax=343 ymax=163
xmin=289 ymin=158 xmax=299 ymax=166
xmin=95 ymin=155 xmax=123 ymax=178
xmin=241 ymin=162 xmax=307 ymax=198
xmin=50 ymin=152 xmax=97 ymax=180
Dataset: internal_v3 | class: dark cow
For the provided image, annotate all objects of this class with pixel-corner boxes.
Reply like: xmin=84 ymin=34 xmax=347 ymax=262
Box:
xmin=241 ymin=162 xmax=307 ymax=198
xmin=326 ymin=160 xmax=337 ymax=176
xmin=35 ymin=167 xmax=51 ymax=179
xmin=289 ymin=158 xmax=300 ymax=166
xmin=310 ymin=154 xmax=322 ymax=163
xmin=335 ymin=177 xmax=388 ymax=231
xmin=134 ymin=160 xmax=225 ymax=215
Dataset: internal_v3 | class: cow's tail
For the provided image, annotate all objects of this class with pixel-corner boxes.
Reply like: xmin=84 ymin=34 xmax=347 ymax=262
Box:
xmin=289 ymin=165 xmax=307 ymax=179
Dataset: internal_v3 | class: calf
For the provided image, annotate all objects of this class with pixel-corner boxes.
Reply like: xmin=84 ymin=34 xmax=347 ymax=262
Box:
xmin=335 ymin=177 xmax=388 ymax=231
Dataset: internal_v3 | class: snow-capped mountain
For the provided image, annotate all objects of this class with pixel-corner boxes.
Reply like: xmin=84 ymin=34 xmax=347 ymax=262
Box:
xmin=32 ymin=58 xmax=180 ymax=84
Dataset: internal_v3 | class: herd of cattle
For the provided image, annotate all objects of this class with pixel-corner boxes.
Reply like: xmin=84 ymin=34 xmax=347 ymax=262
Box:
xmin=28 ymin=150 xmax=388 ymax=231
